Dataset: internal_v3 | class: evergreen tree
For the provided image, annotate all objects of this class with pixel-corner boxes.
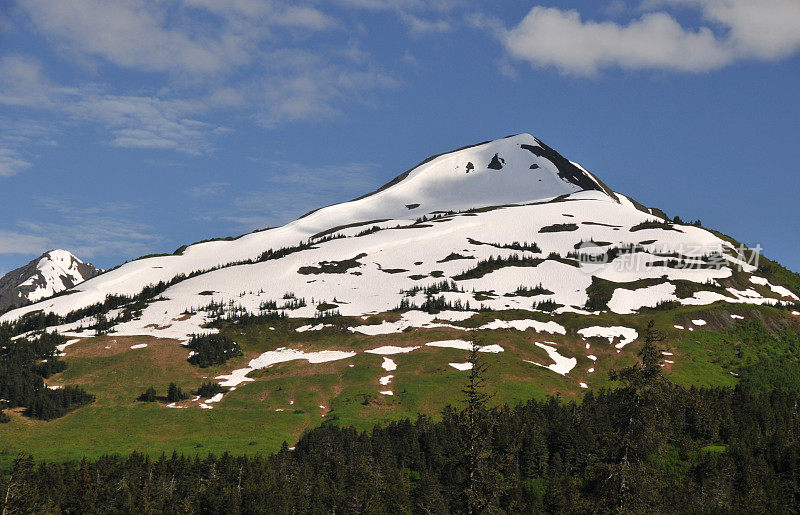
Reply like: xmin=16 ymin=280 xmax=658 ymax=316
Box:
xmin=460 ymin=334 xmax=498 ymax=514
xmin=607 ymin=320 xmax=670 ymax=511
xmin=166 ymin=383 xmax=187 ymax=403
xmin=137 ymin=386 xmax=157 ymax=402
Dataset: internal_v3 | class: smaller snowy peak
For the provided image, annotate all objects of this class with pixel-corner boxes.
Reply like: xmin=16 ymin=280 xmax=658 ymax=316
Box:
xmin=0 ymin=250 xmax=101 ymax=310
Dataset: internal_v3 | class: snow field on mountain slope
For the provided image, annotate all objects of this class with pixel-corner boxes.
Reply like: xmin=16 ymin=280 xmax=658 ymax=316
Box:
xmin=1 ymin=169 xmax=782 ymax=343
xmin=79 ymin=194 xmax=761 ymax=341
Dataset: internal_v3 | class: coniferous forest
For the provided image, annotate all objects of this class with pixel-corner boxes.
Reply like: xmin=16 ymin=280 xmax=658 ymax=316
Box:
xmin=2 ymin=323 xmax=800 ymax=513
xmin=0 ymin=329 xmax=94 ymax=421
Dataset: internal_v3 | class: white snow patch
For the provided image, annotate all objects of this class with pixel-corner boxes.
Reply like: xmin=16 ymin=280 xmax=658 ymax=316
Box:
xmin=217 ymin=348 xmax=356 ymax=387
xmin=449 ymin=362 xmax=473 ymax=371
xmin=425 ymin=339 xmax=503 ymax=353
xmin=750 ymin=276 xmax=800 ymax=300
xmin=365 ymin=345 xmax=419 ymax=355
xmin=379 ymin=390 xmax=394 ymax=395
xmin=691 ymin=319 xmax=706 ymax=326
xmin=673 ymin=325 xmax=684 ymax=330
xmin=381 ymin=357 xmax=397 ymax=371
xmin=56 ymin=338 xmax=81 ymax=353
xmin=479 ymin=318 xmax=566 ymax=334
xmin=130 ymin=343 xmax=148 ymax=349
xmin=577 ymin=326 xmax=638 ymax=349
xmin=730 ymin=314 xmax=744 ymax=320
xmin=587 ymin=355 xmax=597 ymax=361
xmin=579 ymin=382 xmax=588 ymax=389
xmin=379 ymin=375 xmax=393 ymax=385
xmin=349 ymin=310 xmax=472 ymax=335
xmin=525 ymin=342 xmax=576 ymax=375
xmin=296 ymin=323 xmax=332 ymax=332
xmin=607 ymin=282 xmax=677 ymax=314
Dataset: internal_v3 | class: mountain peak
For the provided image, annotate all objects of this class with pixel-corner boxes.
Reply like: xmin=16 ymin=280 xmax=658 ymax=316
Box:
xmin=0 ymin=249 xmax=101 ymax=310
xmin=368 ymin=132 xmax=618 ymax=207
xmin=299 ymin=134 xmax=619 ymax=230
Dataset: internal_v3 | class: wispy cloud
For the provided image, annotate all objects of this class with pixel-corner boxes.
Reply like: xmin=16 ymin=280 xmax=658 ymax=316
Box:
xmin=70 ymin=93 xmax=228 ymax=155
xmin=0 ymin=229 xmax=50 ymax=254
xmin=0 ymin=1 xmax=401 ymax=172
xmin=0 ymin=55 xmax=228 ymax=155
xmin=0 ymin=198 xmax=161 ymax=258
xmin=187 ymin=181 xmax=230 ymax=197
xmin=400 ymin=13 xmax=452 ymax=34
xmin=199 ymin=160 xmax=385 ymax=230
xmin=15 ymin=0 xmax=337 ymax=75
xmin=0 ymin=149 xmax=32 ymax=177
xmin=487 ymin=0 xmax=800 ymax=76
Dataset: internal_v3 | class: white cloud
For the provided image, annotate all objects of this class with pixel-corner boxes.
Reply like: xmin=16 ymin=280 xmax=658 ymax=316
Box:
xmin=70 ymin=94 xmax=226 ymax=155
xmin=13 ymin=218 xmax=159 ymax=259
xmin=0 ymin=63 xmax=227 ymax=156
xmin=1 ymin=1 xmax=399 ymax=168
xmin=498 ymin=0 xmax=800 ymax=76
xmin=400 ymin=13 xmax=452 ymax=34
xmin=0 ymin=149 xmax=32 ymax=177
xmin=16 ymin=0 xmax=339 ymax=75
xmin=655 ymin=0 xmax=800 ymax=59
xmin=334 ymin=0 xmax=460 ymax=12
xmin=0 ymin=55 xmax=63 ymax=107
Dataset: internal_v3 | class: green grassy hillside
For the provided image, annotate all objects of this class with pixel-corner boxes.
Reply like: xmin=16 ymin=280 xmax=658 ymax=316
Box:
xmin=2 ymin=301 xmax=799 ymax=470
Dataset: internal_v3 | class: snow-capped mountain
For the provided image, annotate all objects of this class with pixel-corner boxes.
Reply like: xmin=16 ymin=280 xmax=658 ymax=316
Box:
xmin=0 ymin=250 xmax=101 ymax=310
xmin=1 ymin=134 xmax=797 ymax=341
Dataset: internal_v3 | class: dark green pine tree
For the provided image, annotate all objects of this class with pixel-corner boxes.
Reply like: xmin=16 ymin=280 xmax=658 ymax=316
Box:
xmin=166 ymin=383 xmax=187 ymax=403
xmin=460 ymin=334 xmax=499 ymax=514
xmin=606 ymin=319 xmax=671 ymax=511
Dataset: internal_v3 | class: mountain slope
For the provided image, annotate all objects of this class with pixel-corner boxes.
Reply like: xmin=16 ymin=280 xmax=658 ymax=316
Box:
xmin=2 ymin=133 xmax=795 ymax=339
xmin=0 ymin=250 xmax=100 ymax=310
xmin=2 ymin=133 xmax=800 ymax=462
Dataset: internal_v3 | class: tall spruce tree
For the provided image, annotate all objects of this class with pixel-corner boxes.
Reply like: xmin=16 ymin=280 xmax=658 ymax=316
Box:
xmin=460 ymin=333 xmax=498 ymax=514
xmin=606 ymin=319 xmax=670 ymax=511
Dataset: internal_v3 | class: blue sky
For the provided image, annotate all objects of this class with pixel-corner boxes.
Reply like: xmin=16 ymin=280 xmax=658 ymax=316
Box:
xmin=1 ymin=0 xmax=799 ymax=275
